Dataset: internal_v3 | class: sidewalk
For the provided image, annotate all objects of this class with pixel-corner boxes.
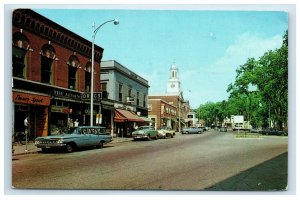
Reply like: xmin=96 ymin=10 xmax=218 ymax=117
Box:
xmin=12 ymin=137 xmax=133 ymax=156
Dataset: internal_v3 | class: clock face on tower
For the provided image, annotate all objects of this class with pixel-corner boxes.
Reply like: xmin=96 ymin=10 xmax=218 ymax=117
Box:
xmin=171 ymin=83 xmax=175 ymax=88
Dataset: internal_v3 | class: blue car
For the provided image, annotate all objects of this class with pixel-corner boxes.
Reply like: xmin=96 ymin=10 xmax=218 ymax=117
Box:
xmin=35 ymin=126 xmax=113 ymax=152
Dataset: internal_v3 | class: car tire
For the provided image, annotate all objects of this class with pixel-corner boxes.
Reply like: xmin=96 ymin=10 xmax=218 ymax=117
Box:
xmin=65 ymin=143 xmax=74 ymax=153
xmin=97 ymin=141 xmax=104 ymax=148
xmin=41 ymin=148 xmax=48 ymax=153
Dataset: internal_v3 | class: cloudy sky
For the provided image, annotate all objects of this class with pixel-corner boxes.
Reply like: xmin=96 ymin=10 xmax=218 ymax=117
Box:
xmin=33 ymin=6 xmax=288 ymax=108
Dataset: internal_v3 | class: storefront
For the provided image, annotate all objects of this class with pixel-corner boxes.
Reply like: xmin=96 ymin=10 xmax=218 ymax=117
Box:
xmin=12 ymin=78 xmax=102 ymax=137
xmin=114 ymin=108 xmax=144 ymax=137
xmin=51 ymin=89 xmax=101 ymax=132
xmin=12 ymin=91 xmax=51 ymax=139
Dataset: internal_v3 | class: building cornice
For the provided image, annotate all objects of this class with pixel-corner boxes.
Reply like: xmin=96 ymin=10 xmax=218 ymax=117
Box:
xmin=13 ymin=9 xmax=103 ymax=62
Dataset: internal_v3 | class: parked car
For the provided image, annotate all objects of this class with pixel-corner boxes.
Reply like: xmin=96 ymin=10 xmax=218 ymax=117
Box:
xmin=35 ymin=126 xmax=112 ymax=153
xmin=182 ymin=127 xmax=203 ymax=134
xmin=157 ymin=126 xmax=175 ymax=139
xmin=132 ymin=126 xmax=158 ymax=140
xmin=250 ymin=128 xmax=263 ymax=134
xmin=219 ymin=127 xmax=227 ymax=132
xmin=261 ymin=128 xmax=288 ymax=136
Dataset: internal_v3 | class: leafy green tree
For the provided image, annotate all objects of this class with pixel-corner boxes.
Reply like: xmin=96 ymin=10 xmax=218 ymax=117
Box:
xmin=226 ymin=30 xmax=288 ymax=129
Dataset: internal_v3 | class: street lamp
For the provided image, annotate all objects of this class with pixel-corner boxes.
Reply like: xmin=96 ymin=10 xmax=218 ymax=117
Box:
xmin=90 ymin=19 xmax=119 ymax=126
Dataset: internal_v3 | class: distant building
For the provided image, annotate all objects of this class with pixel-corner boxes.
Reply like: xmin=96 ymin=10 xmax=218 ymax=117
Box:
xmin=186 ymin=112 xmax=197 ymax=127
xmin=148 ymin=99 xmax=177 ymax=130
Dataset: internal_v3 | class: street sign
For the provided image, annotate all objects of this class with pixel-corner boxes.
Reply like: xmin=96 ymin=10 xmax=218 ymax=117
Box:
xmin=233 ymin=115 xmax=244 ymax=123
xmin=127 ymin=96 xmax=134 ymax=103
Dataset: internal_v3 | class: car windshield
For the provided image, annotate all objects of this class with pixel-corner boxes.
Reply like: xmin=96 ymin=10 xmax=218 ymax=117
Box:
xmin=160 ymin=126 xmax=168 ymax=130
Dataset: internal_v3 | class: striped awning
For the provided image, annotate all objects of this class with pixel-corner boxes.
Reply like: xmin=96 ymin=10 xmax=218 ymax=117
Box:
xmin=114 ymin=109 xmax=144 ymax=123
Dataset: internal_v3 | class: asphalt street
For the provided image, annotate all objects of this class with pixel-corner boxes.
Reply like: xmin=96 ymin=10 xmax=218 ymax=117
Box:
xmin=11 ymin=130 xmax=288 ymax=192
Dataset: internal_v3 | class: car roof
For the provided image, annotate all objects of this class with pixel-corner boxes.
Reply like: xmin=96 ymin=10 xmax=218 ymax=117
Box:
xmin=77 ymin=126 xmax=106 ymax=128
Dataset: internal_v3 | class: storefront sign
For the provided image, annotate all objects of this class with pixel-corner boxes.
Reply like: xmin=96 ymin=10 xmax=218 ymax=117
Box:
xmin=82 ymin=92 xmax=102 ymax=101
xmin=52 ymin=89 xmax=102 ymax=102
xmin=13 ymin=92 xmax=50 ymax=106
xmin=52 ymin=90 xmax=82 ymax=101
xmin=51 ymin=105 xmax=71 ymax=113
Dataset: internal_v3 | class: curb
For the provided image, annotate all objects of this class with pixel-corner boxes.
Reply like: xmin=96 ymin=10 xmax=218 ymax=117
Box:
xmin=12 ymin=138 xmax=133 ymax=156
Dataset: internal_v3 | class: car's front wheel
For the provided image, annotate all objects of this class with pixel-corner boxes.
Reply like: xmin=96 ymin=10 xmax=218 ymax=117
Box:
xmin=65 ymin=143 xmax=74 ymax=153
xmin=97 ymin=141 xmax=104 ymax=148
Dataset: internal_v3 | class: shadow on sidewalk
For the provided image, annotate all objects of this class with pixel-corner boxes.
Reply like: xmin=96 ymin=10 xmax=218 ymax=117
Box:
xmin=205 ymin=152 xmax=288 ymax=191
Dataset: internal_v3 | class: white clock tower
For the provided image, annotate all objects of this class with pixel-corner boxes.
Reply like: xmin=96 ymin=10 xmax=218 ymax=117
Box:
xmin=167 ymin=63 xmax=181 ymax=94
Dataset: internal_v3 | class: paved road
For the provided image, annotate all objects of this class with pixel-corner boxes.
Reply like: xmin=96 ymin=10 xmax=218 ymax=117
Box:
xmin=12 ymin=130 xmax=288 ymax=191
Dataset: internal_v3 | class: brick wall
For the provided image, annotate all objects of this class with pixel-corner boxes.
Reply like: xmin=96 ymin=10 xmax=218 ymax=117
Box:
xmin=13 ymin=27 xmax=101 ymax=92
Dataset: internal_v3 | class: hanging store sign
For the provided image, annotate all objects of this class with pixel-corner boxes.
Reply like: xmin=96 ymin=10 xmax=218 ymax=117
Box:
xmin=13 ymin=91 xmax=50 ymax=106
xmin=126 ymin=96 xmax=135 ymax=103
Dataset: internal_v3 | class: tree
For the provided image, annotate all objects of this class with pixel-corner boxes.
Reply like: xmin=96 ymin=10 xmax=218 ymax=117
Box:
xmin=227 ymin=30 xmax=288 ymax=129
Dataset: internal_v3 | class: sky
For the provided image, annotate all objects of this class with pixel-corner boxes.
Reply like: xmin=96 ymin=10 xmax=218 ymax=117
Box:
xmin=31 ymin=7 xmax=288 ymax=109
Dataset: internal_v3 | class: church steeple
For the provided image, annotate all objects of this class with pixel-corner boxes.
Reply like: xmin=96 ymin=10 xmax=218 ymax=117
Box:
xmin=169 ymin=63 xmax=178 ymax=79
xmin=167 ymin=62 xmax=181 ymax=94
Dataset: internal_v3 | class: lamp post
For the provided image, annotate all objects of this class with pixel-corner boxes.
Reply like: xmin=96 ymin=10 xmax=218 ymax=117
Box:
xmin=178 ymin=100 xmax=181 ymax=133
xmin=90 ymin=19 xmax=119 ymax=126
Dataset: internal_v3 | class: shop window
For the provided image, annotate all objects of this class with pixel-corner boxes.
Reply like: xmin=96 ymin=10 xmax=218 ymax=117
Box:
xmin=69 ymin=67 xmax=77 ymax=90
xmin=41 ymin=56 xmax=53 ymax=83
xmin=119 ymin=84 xmax=123 ymax=102
xmin=128 ymin=87 xmax=132 ymax=98
xmin=68 ymin=55 xmax=79 ymax=90
xmin=12 ymin=32 xmax=29 ymax=78
xmin=137 ymin=92 xmax=140 ymax=106
xmin=100 ymin=82 xmax=107 ymax=92
xmin=85 ymin=62 xmax=91 ymax=92
xmin=143 ymin=94 xmax=146 ymax=108
xmin=12 ymin=47 xmax=27 ymax=78
xmin=40 ymin=44 xmax=56 ymax=84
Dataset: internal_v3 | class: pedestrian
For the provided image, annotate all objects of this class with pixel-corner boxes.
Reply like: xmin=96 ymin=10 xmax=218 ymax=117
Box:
xmin=74 ymin=119 xmax=79 ymax=127
xmin=24 ymin=116 xmax=29 ymax=134
xmin=68 ymin=118 xmax=73 ymax=128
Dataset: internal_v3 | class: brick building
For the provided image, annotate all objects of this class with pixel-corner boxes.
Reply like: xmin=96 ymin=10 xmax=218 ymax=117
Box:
xmin=148 ymin=95 xmax=190 ymax=131
xmin=148 ymin=98 xmax=177 ymax=130
xmin=12 ymin=9 xmax=103 ymax=138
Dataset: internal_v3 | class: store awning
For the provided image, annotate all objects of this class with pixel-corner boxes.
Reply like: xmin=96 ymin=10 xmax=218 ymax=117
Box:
xmin=114 ymin=109 xmax=144 ymax=123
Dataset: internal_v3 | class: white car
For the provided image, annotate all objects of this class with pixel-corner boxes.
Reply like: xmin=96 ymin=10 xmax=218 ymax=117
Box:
xmin=157 ymin=126 xmax=175 ymax=139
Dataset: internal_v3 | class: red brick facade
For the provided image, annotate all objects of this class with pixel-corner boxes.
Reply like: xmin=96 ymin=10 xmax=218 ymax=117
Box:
xmin=148 ymin=99 xmax=177 ymax=130
xmin=12 ymin=14 xmax=102 ymax=91
xmin=12 ymin=9 xmax=104 ymax=138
